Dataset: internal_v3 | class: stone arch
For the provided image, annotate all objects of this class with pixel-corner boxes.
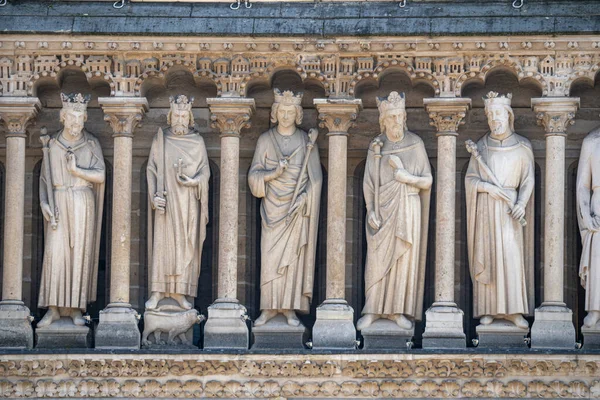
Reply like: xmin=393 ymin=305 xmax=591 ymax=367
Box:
xmin=565 ymin=68 xmax=600 ymax=96
xmin=30 ymin=63 xmax=112 ymax=98
xmin=31 ymin=158 xmax=113 ymax=322
xmin=241 ymin=63 xmax=330 ymax=98
xmin=140 ymin=66 xmax=218 ymax=105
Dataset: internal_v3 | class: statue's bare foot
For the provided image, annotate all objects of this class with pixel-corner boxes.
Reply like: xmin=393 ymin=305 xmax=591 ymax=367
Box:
xmin=38 ymin=306 xmax=60 ymax=328
xmin=390 ymin=314 xmax=413 ymax=330
xmin=70 ymin=309 xmax=86 ymax=326
xmin=583 ymin=311 xmax=600 ymax=328
xmin=145 ymin=292 xmax=164 ymax=310
xmin=480 ymin=315 xmax=494 ymax=325
xmin=506 ymin=314 xmax=529 ymax=329
xmin=356 ymin=314 xmax=379 ymax=331
xmin=283 ymin=310 xmax=300 ymax=327
xmin=254 ymin=310 xmax=277 ymax=326
xmin=171 ymin=294 xmax=192 ymax=310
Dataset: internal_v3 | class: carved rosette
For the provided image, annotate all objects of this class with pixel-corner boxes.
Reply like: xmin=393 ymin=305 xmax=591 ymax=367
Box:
xmin=423 ymin=98 xmax=472 ymax=136
xmin=0 ymin=97 xmax=41 ymax=138
xmin=313 ymin=99 xmax=363 ymax=135
xmin=98 ymin=97 xmax=149 ymax=138
xmin=207 ymin=97 xmax=256 ymax=137
xmin=531 ymin=97 xmax=580 ymax=136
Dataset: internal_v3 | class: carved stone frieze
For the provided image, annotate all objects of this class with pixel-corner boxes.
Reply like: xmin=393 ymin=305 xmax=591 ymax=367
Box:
xmin=531 ymin=97 xmax=581 ymax=135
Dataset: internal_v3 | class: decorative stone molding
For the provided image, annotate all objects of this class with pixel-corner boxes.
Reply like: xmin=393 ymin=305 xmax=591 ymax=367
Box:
xmin=0 ymin=97 xmax=41 ymax=137
xmin=531 ymin=97 xmax=581 ymax=135
xmin=208 ymin=98 xmax=255 ymax=137
xmin=314 ymin=99 xmax=362 ymax=135
xmin=0 ymin=354 xmax=599 ymax=398
xmin=424 ymin=98 xmax=472 ymax=135
xmin=99 ymin=97 xmax=149 ymax=138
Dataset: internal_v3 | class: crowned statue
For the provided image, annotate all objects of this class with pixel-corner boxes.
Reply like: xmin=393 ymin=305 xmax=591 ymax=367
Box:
xmin=248 ymin=89 xmax=322 ymax=327
xmin=465 ymin=92 xmax=535 ymax=330
xmin=576 ymin=126 xmax=600 ymax=329
xmin=356 ymin=91 xmax=432 ymax=332
xmin=145 ymin=95 xmax=210 ymax=313
xmin=37 ymin=93 xmax=106 ymax=328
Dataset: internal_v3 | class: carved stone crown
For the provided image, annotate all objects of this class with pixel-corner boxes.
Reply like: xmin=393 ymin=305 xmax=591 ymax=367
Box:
xmin=273 ymin=88 xmax=303 ymax=106
xmin=376 ymin=91 xmax=405 ymax=114
xmin=483 ymin=91 xmax=512 ymax=109
xmin=169 ymin=95 xmax=194 ymax=111
xmin=61 ymin=92 xmax=90 ymax=112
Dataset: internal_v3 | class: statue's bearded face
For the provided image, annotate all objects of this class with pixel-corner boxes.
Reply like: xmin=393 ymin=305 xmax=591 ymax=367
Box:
xmin=170 ymin=108 xmax=190 ymax=135
xmin=487 ymin=105 xmax=510 ymax=137
xmin=63 ymin=110 xmax=86 ymax=139
xmin=382 ymin=108 xmax=406 ymax=141
xmin=276 ymin=104 xmax=298 ymax=129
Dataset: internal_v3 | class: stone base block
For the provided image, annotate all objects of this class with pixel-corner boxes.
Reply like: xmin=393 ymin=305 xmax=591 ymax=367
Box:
xmin=582 ymin=325 xmax=600 ymax=349
xmin=252 ymin=314 xmax=308 ymax=350
xmin=422 ymin=303 xmax=466 ymax=349
xmin=203 ymin=299 xmax=249 ymax=350
xmin=361 ymin=318 xmax=413 ymax=350
xmin=36 ymin=317 xmax=91 ymax=348
xmin=95 ymin=304 xmax=140 ymax=349
xmin=531 ymin=304 xmax=576 ymax=349
xmin=312 ymin=299 xmax=356 ymax=350
xmin=476 ymin=320 xmax=528 ymax=349
xmin=0 ymin=301 xmax=33 ymax=349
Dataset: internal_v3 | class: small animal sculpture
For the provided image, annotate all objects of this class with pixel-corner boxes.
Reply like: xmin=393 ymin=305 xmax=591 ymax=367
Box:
xmin=142 ymin=308 xmax=204 ymax=346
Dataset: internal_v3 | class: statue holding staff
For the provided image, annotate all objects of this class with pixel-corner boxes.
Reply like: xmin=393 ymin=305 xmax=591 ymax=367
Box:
xmin=248 ymin=89 xmax=322 ymax=327
xmin=37 ymin=93 xmax=106 ymax=328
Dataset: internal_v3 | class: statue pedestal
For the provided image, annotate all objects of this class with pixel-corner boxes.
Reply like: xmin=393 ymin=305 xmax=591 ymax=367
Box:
xmin=252 ymin=315 xmax=308 ymax=350
xmin=422 ymin=303 xmax=466 ymax=349
xmin=0 ymin=301 xmax=33 ymax=349
xmin=581 ymin=325 xmax=600 ymax=349
xmin=95 ymin=304 xmax=140 ymax=349
xmin=312 ymin=299 xmax=356 ymax=350
xmin=476 ymin=320 xmax=529 ymax=349
xmin=531 ymin=303 xmax=575 ymax=349
xmin=203 ymin=299 xmax=249 ymax=350
xmin=361 ymin=319 xmax=413 ymax=350
xmin=36 ymin=317 xmax=91 ymax=349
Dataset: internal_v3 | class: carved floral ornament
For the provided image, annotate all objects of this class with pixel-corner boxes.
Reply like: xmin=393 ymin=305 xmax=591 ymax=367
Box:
xmin=0 ymin=356 xmax=599 ymax=398
xmin=0 ymin=36 xmax=598 ymax=99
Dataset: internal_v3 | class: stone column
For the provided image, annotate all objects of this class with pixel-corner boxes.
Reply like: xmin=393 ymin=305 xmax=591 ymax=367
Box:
xmin=204 ymin=97 xmax=255 ymax=350
xmin=95 ymin=97 xmax=148 ymax=349
xmin=422 ymin=97 xmax=471 ymax=349
xmin=530 ymin=97 xmax=579 ymax=349
xmin=0 ymin=97 xmax=40 ymax=349
xmin=312 ymin=98 xmax=362 ymax=350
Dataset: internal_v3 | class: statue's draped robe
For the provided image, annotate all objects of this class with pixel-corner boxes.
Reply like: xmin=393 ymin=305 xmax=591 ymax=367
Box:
xmin=38 ymin=131 xmax=105 ymax=311
xmin=362 ymin=132 xmax=431 ymax=319
xmin=248 ymin=128 xmax=322 ymax=312
xmin=466 ymin=133 xmax=535 ymax=318
xmin=147 ymin=129 xmax=210 ymax=298
xmin=576 ymin=127 xmax=600 ymax=312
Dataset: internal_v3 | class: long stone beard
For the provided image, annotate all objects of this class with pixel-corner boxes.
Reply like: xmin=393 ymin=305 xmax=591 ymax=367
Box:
xmin=172 ymin=124 xmax=188 ymax=135
xmin=64 ymin=126 xmax=83 ymax=139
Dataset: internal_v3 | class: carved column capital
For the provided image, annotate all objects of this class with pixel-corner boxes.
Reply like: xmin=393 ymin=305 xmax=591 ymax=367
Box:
xmin=207 ymin=97 xmax=255 ymax=137
xmin=0 ymin=97 xmax=41 ymax=138
xmin=531 ymin=97 xmax=580 ymax=136
xmin=423 ymin=97 xmax=471 ymax=136
xmin=313 ymin=99 xmax=363 ymax=135
xmin=98 ymin=97 xmax=148 ymax=138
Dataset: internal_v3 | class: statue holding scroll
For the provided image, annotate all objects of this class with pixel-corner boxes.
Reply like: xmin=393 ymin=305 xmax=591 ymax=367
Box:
xmin=37 ymin=93 xmax=106 ymax=328
xmin=465 ymin=92 xmax=534 ymax=330
xmin=248 ymin=89 xmax=322 ymax=327
xmin=356 ymin=91 xmax=432 ymax=331
xmin=576 ymin=126 xmax=600 ymax=328
xmin=145 ymin=95 xmax=210 ymax=315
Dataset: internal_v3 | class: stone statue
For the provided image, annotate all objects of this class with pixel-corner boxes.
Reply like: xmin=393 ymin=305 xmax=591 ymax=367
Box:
xmin=248 ymin=89 xmax=322 ymax=327
xmin=465 ymin=92 xmax=534 ymax=330
xmin=356 ymin=91 xmax=432 ymax=332
xmin=144 ymin=95 xmax=209 ymax=345
xmin=576 ymin=126 xmax=600 ymax=329
xmin=37 ymin=93 xmax=106 ymax=328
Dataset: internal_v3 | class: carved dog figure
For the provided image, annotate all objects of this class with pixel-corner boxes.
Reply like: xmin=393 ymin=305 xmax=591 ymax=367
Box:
xmin=142 ymin=309 xmax=203 ymax=346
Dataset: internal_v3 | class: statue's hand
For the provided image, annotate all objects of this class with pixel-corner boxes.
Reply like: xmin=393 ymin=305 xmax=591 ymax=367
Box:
xmin=66 ymin=152 xmax=78 ymax=175
xmin=276 ymin=158 xmax=289 ymax=176
xmin=41 ymin=202 xmax=54 ymax=222
xmin=393 ymin=167 xmax=413 ymax=184
xmin=583 ymin=214 xmax=600 ymax=233
xmin=510 ymin=203 xmax=526 ymax=221
xmin=176 ymin=173 xmax=198 ymax=187
xmin=368 ymin=210 xmax=381 ymax=231
xmin=153 ymin=195 xmax=166 ymax=212
xmin=483 ymin=183 xmax=512 ymax=203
